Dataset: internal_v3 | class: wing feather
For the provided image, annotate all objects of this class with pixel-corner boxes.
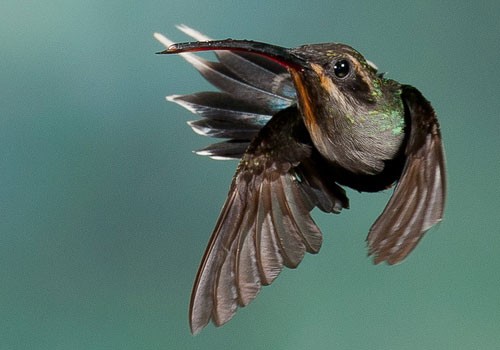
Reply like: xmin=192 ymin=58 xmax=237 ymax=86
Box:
xmin=367 ymin=86 xmax=446 ymax=264
xmin=213 ymin=227 xmax=238 ymax=326
xmin=189 ymin=107 xmax=340 ymax=334
xmin=279 ymin=175 xmax=322 ymax=254
xmin=234 ymin=177 xmax=262 ymax=307
xmin=255 ymin=178 xmax=284 ymax=285
xmin=269 ymin=177 xmax=307 ymax=268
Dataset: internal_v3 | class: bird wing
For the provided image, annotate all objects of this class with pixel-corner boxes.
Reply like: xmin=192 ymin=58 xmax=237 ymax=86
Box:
xmin=367 ymin=85 xmax=446 ymax=264
xmin=157 ymin=29 xmax=349 ymax=333
xmin=189 ymin=106 xmax=347 ymax=334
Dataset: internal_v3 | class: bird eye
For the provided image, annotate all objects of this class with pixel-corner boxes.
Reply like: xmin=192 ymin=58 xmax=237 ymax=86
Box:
xmin=333 ymin=59 xmax=350 ymax=78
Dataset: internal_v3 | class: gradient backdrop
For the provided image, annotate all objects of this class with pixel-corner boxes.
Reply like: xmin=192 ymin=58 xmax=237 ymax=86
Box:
xmin=1 ymin=1 xmax=499 ymax=349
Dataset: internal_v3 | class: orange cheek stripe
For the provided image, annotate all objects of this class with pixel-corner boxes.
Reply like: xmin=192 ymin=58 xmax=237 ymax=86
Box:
xmin=290 ymin=71 xmax=319 ymax=136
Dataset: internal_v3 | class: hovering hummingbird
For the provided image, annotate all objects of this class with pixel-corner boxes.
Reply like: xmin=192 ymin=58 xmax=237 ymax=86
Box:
xmin=155 ymin=26 xmax=446 ymax=334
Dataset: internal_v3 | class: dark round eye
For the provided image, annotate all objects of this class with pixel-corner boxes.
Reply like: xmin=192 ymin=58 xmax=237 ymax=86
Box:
xmin=333 ymin=59 xmax=350 ymax=78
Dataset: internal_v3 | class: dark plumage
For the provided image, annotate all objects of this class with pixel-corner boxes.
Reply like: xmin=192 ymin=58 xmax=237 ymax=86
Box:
xmin=155 ymin=26 xmax=446 ymax=334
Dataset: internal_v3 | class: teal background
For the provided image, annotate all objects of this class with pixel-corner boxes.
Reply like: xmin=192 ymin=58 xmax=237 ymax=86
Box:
xmin=1 ymin=1 xmax=499 ymax=349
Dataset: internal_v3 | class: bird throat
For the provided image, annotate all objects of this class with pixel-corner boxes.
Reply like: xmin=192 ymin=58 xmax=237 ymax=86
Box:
xmin=289 ymin=67 xmax=405 ymax=175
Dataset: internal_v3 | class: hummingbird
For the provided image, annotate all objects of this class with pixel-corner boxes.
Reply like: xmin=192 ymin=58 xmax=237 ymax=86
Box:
xmin=155 ymin=26 xmax=446 ymax=334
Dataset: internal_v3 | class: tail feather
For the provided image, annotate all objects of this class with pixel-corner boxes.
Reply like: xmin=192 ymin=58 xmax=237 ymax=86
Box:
xmin=159 ymin=26 xmax=297 ymax=160
xmin=195 ymin=140 xmax=251 ymax=160
xmin=177 ymin=24 xmax=293 ymax=96
xmin=188 ymin=119 xmax=260 ymax=139
xmin=167 ymin=93 xmax=272 ymax=123
xmin=179 ymin=54 xmax=293 ymax=111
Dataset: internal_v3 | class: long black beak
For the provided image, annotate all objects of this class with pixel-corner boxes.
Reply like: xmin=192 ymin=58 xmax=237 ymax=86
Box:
xmin=156 ymin=39 xmax=307 ymax=71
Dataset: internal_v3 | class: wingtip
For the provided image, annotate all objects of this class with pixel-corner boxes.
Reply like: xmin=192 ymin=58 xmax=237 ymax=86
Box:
xmin=190 ymin=324 xmax=202 ymax=336
xmin=189 ymin=312 xmax=210 ymax=335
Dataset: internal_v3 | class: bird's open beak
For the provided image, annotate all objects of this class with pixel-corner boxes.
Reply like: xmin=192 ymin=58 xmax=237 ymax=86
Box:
xmin=156 ymin=39 xmax=308 ymax=71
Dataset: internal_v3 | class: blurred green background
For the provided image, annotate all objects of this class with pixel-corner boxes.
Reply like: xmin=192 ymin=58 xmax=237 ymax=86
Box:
xmin=1 ymin=1 xmax=499 ymax=349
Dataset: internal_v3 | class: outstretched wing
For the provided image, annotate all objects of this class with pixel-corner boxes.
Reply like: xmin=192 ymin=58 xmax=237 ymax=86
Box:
xmin=156 ymin=28 xmax=351 ymax=333
xmin=189 ymin=106 xmax=348 ymax=334
xmin=367 ymin=85 xmax=446 ymax=264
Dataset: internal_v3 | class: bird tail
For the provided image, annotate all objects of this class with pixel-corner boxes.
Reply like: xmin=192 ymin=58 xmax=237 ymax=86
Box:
xmin=156 ymin=25 xmax=296 ymax=159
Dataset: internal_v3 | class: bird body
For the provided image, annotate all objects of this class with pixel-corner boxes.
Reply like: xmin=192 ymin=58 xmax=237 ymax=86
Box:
xmin=155 ymin=26 xmax=446 ymax=334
